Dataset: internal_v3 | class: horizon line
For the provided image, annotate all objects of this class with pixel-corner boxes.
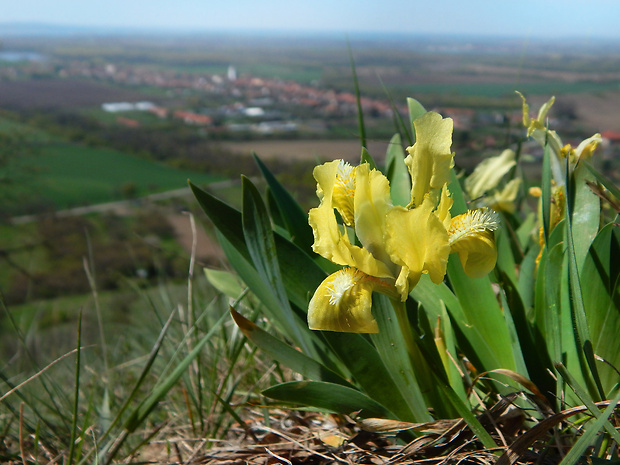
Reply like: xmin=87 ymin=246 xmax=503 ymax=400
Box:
xmin=2 ymin=21 xmax=620 ymax=42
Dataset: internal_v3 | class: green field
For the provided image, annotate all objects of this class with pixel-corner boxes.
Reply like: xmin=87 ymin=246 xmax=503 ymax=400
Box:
xmin=3 ymin=140 xmax=222 ymax=213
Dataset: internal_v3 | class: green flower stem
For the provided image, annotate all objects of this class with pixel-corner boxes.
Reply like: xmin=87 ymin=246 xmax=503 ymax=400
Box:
xmin=389 ymin=298 xmax=451 ymax=417
xmin=390 ymin=298 xmax=418 ymax=361
xmin=389 ymin=298 xmax=498 ymax=449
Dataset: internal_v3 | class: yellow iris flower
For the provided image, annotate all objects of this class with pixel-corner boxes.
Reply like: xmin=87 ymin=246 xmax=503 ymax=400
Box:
xmin=517 ymin=92 xmax=564 ymax=158
xmin=308 ymin=111 xmax=500 ymax=333
xmin=519 ymin=93 xmax=601 ymax=270
xmin=486 ymin=179 xmax=522 ymax=214
xmin=530 ymin=184 xmax=566 ymax=269
xmin=464 ymin=149 xmax=521 ymax=214
xmin=465 ymin=149 xmax=516 ymax=201
xmin=518 ymin=92 xmax=601 ymax=170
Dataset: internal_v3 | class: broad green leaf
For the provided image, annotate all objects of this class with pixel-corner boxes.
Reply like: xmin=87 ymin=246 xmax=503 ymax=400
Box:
xmin=565 ymin=164 xmax=605 ymax=400
xmin=321 ymin=331 xmax=421 ymax=422
xmin=495 ymin=227 xmax=536 ymax=382
xmin=242 ymin=176 xmax=309 ymax=351
xmin=217 ymin=231 xmax=319 ymax=358
xmin=409 ymin=300 xmax=462 ymax=416
xmin=435 ymin=303 xmax=469 ymax=404
xmin=534 ymin=226 xmax=566 ymax=400
xmin=496 ymin=224 xmax=518 ymax=286
xmin=254 ymin=154 xmax=314 ymax=254
xmin=570 ymin=162 xmax=601 ymax=271
xmin=190 ymin=181 xmax=251 ymax=262
xmin=360 ymin=146 xmax=376 ymax=169
xmin=444 ymin=164 xmax=520 ymax=377
xmin=263 ymin=380 xmax=393 ymax=419
xmin=204 ymin=268 xmax=245 ymax=300
xmin=231 ymin=309 xmax=353 ymax=387
xmin=555 ymin=248 xmax=592 ymax=406
xmin=266 ymin=187 xmax=287 ymax=235
xmin=499 ymin=272 xmax=555 ymax=396
xmin=580 ymin=224 xmax=620 ymax=395
xmin=412 ymin=275 xmax=505 ymax=374
xmin=407 ymin=97 xmax=427 ymax=130
xmin=584 ymin=160 xmax=620 ymax=203
xmin=384 ymin=133 xmax=411 ymax=207
xmin=446 ymin=255 xmax=517 ymax=373
xmin=516 ymin=245 xmax=538 ymax=312
xmin=370 ymin=296 xmax=434 ymax=422
xmin=190 ymin=181 xmax=325 ymax=312
xmin=386 ymin=305 xmax=498 ymax=449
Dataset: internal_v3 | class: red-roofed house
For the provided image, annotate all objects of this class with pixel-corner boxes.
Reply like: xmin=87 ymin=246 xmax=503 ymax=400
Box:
xmin=173 ymin=111 xmax=213 ymax=126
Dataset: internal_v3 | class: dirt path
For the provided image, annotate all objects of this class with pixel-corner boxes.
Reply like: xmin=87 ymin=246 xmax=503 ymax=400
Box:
xmin=166 ymin=211 xmax=225 ymax=265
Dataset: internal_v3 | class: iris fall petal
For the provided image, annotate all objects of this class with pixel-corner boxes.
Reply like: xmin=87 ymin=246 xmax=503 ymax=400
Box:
xmin=308 ymin=268 xmax=379 ymax=333
xmin=448 ymin=209 xmax=500 ymax=278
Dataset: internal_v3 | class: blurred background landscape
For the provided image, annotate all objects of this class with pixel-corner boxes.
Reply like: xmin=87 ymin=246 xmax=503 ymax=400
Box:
xmin=3 ymin=25 xmax=620 ymax=304
xmin=1 ymin=2 xmax=620 ymax=459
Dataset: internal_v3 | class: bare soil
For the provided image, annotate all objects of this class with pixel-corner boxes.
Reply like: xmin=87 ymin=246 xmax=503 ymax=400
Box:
xmin=166 ymin=212 xmax=226 ymax=265
xmin=0 ymin=79 xmax=152 ymax=109
xmin=518 ymin=90 xmax=620 ymax=132
xmin=560 ymin=91 xmax=620 ymax=132
xmin=221 ymin=138 xmax=392 ymax=163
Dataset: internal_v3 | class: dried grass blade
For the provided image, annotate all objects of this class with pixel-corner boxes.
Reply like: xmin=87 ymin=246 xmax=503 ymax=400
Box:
xmin=496 ymin=399 xmax=620 ymax=465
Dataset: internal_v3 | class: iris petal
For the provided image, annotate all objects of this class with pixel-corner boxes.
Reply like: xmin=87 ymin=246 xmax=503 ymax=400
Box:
xmin=406 ymin=112 xmax=455 ymax=208
xmin=308 ymin=268 xmax=379 ymax=333
xmin=309 ymin=160 xmax=394 ymax=279
xmin=354 ymin=163 xmax=394 ymax=268
xmin=465 ymin=149 xmax=516 ymax=200
xmin=448 ymin=209 xmax=499 ymax=278
xmin=451 ymin=230 xmax=497 ymax=278
xmin=385 ymin=195 xmax=451 ymax=298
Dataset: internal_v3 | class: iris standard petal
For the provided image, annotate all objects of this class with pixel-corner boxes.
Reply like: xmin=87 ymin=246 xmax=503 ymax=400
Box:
xmin=353 ymin=163 xmax=394 ymax=268
xmin=332 ymin=160 xmax=357 ymax=226
xmin=487 ymin=178 xmax=522 ymax=214
xmin=517 ymin=91 xmax=555 ymax=137
xmin=309 ymin=161 xmax=394 ymax=279
xmin=385 ymin=195 xmax=451 ymax=298
xmin=313 ymin=159 xmax=355 ymax=226
xmin=465 ymin=149 xmax=516 ymax=200
xmin=435 ymin=185 xmax=453 ymax=230
xmin=405 ymin=112 xmax=455 ymax=208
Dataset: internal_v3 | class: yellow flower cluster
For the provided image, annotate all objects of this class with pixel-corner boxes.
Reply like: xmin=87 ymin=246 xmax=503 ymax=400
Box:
xmin=464 ymin=149 xmax=521 ymax=214
xmin=307 ymin=111 xmax=500 ymax=333
xmin=518 ymin=92 xmax=601 ymax=269
xmin=518 ymin=92 xmax=601 ymax=167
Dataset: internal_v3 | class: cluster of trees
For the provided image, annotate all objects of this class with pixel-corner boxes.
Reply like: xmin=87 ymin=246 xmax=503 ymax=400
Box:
xmin=4 ymin=210 xmax=185 ymax=305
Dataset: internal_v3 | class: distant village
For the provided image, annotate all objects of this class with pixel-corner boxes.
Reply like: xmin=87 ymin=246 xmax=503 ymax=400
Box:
xmin=67 ymin=62 xmax=401 ymax=135
xmin=2 ymin=56 xmax=620 ymax=159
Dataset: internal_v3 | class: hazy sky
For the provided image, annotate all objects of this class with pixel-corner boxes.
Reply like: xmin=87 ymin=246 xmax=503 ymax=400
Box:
xmin=4 ymin=0 xmax=620 ymax=38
